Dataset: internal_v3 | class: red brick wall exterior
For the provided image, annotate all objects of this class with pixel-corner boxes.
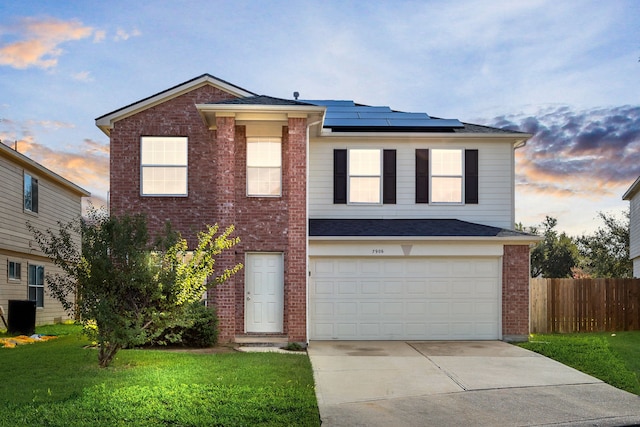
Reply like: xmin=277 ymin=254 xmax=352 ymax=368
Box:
xmin=109 ymin=85 xmax=308 ymax=343
xmin=284 ymin=118 xmax=307 ymax=342
xmin=502 ymin=244 xmax=530 ymax=340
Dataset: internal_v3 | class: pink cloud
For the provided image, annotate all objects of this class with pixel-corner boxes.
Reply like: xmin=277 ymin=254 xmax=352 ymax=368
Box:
xmin=0 ymin=17 xmax=93 ymax=69
xmin=487 ymin=105 xmax=640 ymax=200
xmin=16 ymin=137 xmax=108 ymax=193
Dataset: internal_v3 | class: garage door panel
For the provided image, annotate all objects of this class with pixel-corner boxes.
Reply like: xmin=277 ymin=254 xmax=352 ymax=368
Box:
xmin=383 ymin=302 xmax=403 ymax=315
xmin=384 ymin=281 xmax=403 ymax=294
xmin=310 ymin=257 xmax=500 ymax=340
xmin=476 ymin=279 xmax=498 ymax=295
xmin=452 ymin=281 xmax=475 ymax=294
xmin=361 ymin=302 xmax=381 ymax=314
xmin=336 ymin=302 xmax=357 ymax=315
xmin=361 ymin=281 xmax=381 ymax=294
xmin=476 ymin=301 xmax=498 ymax=314
xmin=407 ymin=301 xmax=426 ymax=314
xmin=430 ymin=281 xmax=450 ymax=295
xmin=407 ymin=281 xmax=427 ymax=294
xmin=405 ymin=260 xmax=429 ymax=275
xmin=337 ymin=281 xmax=357 ymax=294
xmin=314 ymin=280 xmax=334 ymax=294
xmin=336 ymin=323 xmax=357 ymax=336
xmin=360 ymin=261 xmax=381 ymax=275
xmin=382 ymin=261 xmax=404 ymax=275
xmin=337 ymin=262 xmax=358 ymax=275
xmin=383 ymin=323 xmax=404 ymax=336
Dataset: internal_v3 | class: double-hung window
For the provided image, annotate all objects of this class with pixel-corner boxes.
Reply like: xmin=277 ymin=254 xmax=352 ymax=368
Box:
xmin=431 ymin=149 xmax=463 ymax=203
xmin=8 ymin=261 xmax=21 ymax=280
xmin=415 ymin=148 xmax=479 ymax=204
xmin=28 ymin=264 xmax=44 ymax=308
xmin=24 ymin=173 xmax=38 ymax=213
xmin=140 ymin=136 xmax=188 ymax=196
xmin=247 ymin=138 xmax=282 ymax=197
xmin=349 ymin=149 xmax=382 ymax=204
xmin=333 ymin=149 xmax=396 ymax=204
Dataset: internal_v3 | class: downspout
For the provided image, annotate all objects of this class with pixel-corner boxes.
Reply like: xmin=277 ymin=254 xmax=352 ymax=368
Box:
xmin=305 ymin=119 xmax=322 ymax=345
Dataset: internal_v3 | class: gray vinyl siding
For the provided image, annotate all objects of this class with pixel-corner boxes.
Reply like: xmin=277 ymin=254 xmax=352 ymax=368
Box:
xmin=629 ymin=195 xmax=640 ymax=260
xmin=308 ymin=137 xmax=516 ymax=229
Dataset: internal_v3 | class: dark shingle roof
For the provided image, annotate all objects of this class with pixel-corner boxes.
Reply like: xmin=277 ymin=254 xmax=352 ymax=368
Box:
xmin=309 ymin=219 xmax=531 ymax=238
xmin=211 ymin=95 xmax=315 ymax=106
xmin=452 ymin=121 xmax=527 ymax=134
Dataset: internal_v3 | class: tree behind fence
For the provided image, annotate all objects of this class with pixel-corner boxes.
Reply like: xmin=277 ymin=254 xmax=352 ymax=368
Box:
xmin=530 ymin=278 xmax=640 ymax=333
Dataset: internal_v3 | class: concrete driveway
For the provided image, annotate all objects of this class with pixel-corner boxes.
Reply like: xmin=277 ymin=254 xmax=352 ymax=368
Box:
xmin=307 ymin=341 xmax=640 ymax=427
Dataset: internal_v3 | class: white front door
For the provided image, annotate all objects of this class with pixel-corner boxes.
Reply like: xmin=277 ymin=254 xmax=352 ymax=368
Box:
xmin=245 ymin=253 xmax=284 ymax=333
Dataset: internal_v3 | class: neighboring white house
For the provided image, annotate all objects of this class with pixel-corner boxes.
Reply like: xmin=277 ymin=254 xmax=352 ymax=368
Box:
xmin=0 ymin=141 xmax=90 ymax=325
xmin=623 ymin=176 xmax=640 ymax=277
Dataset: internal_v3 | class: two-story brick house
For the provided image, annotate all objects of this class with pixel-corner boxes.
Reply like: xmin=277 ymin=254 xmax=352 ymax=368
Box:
xmin=0 ymin=142 xmax=90 ymax=326
xmin=96 ymin=74 xmax=536 ymax=344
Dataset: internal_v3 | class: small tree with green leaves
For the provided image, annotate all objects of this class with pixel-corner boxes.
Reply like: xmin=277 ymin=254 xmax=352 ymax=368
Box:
xmin=576 ymin=210 xmax=632 ymax=278
xmin=29 ymin=207 xmax=241 ymax=367
xmin=529 ymin=216 xmax=579 ymax=278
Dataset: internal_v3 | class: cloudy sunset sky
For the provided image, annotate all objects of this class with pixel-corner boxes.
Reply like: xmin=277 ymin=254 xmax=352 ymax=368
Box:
xmin=1 ymin=0 xmax=638 ymax=235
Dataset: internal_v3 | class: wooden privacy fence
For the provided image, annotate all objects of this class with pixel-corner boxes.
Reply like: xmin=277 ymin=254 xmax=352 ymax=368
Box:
xmin=530 ymin=278 xmax=640 ymax=333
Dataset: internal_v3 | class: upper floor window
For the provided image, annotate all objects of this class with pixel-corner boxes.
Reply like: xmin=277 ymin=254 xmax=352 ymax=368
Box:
xmin=415 ymin=148 xmax=478 ymax=204
xmin=349 ymin=149 xmax=382 ymax=204
xmin=431 ymin=149 xmax=463 ymax=203
xmin=28 ymin=264 xmax=44 ymax=308
xmin=247 ymin=138 xmax=281 ymax=197
xmin=140 ymin=136 xmax=188 ymax=196
xmin=24 ymin=173 xmax=38 ymax=213
xmin=334 ymin=149 xmax=396 ymax=205
xmin=8 ymin=261 xmax=21 ymax=280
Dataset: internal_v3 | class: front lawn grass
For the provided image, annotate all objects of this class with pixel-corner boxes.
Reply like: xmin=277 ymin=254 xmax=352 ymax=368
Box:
xmin=0 ymin=324 xmax=320 ymax=426
xmin=519 ymin=331 xmax=640 ymax=395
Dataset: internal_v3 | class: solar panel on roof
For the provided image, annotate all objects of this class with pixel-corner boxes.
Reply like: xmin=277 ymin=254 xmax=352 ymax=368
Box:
xmin=303 ymin=99 xmax=463 ymax=130
xmin=325 ymin=112 xmax=360 ymax=119
xmin=303 ymin=100 xmax=354 ymax=107
xmin=324 ymin=118 xmax=391 ymax=127
xmin=325 ymin=106 xmax=392 ymax=113
xmin=358 ymin=112 xmax=430 ymax=119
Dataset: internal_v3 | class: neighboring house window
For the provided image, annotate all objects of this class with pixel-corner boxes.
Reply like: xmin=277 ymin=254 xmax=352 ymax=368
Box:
xmin=24 ymin=173 xmax=38 ymax=213
xmin=415 ymin=149 xmax=478 ymax=204
xmin=140 ymin=136 xmax=188 ymax=196
xmin=246 ymin=138 xmax=282 ymax=196
xmin=333 ymin=149 xmax=396 ymax=204
xmin=8 ymin=261 xmax=21 ymax=280
xmin=28 ymin=264 xmax=44 ymax=308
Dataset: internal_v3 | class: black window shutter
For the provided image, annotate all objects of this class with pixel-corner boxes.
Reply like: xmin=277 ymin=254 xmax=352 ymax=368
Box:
xmin=415 ymin=149 xmax=429 ymax=203
xmin=32 ymin=178 xmax=39 ymax=213
xmin=465 ymin=149 xmax=479 ymax=204
xmin=382 ymin=149 xmax=396 ymax=204
xmin=333 ymin=149 xmax=347 ymax=204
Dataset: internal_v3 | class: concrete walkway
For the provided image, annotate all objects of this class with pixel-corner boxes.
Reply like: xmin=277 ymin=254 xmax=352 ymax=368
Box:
xmin=307 ymin=341 xmax=640 ymax=427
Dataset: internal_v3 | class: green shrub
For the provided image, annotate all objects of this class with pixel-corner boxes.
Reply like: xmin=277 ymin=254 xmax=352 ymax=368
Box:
xmin=179 ymin=302 xmax=218 ymax=347
xmin=151 ymin=302 xmax=218 ymax=348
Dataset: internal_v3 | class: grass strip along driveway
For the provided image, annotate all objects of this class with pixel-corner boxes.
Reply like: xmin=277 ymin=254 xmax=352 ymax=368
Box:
xmin=519 ymin=331 xmax=640 ymax=395
xmin=0 ymin=324 xmax=320 ymax=426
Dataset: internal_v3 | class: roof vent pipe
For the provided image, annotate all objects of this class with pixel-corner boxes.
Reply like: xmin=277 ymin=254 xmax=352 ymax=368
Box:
xmin=293 ymin=91 xmax=299 ymax=100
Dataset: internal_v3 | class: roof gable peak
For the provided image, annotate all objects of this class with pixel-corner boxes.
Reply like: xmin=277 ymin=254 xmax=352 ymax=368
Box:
xmin=96 ymin=73 xmax=257 ymax=136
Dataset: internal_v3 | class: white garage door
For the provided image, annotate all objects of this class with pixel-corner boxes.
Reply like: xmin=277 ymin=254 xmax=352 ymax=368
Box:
xmin=309 ymin=257 xmax=501 ymax=340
